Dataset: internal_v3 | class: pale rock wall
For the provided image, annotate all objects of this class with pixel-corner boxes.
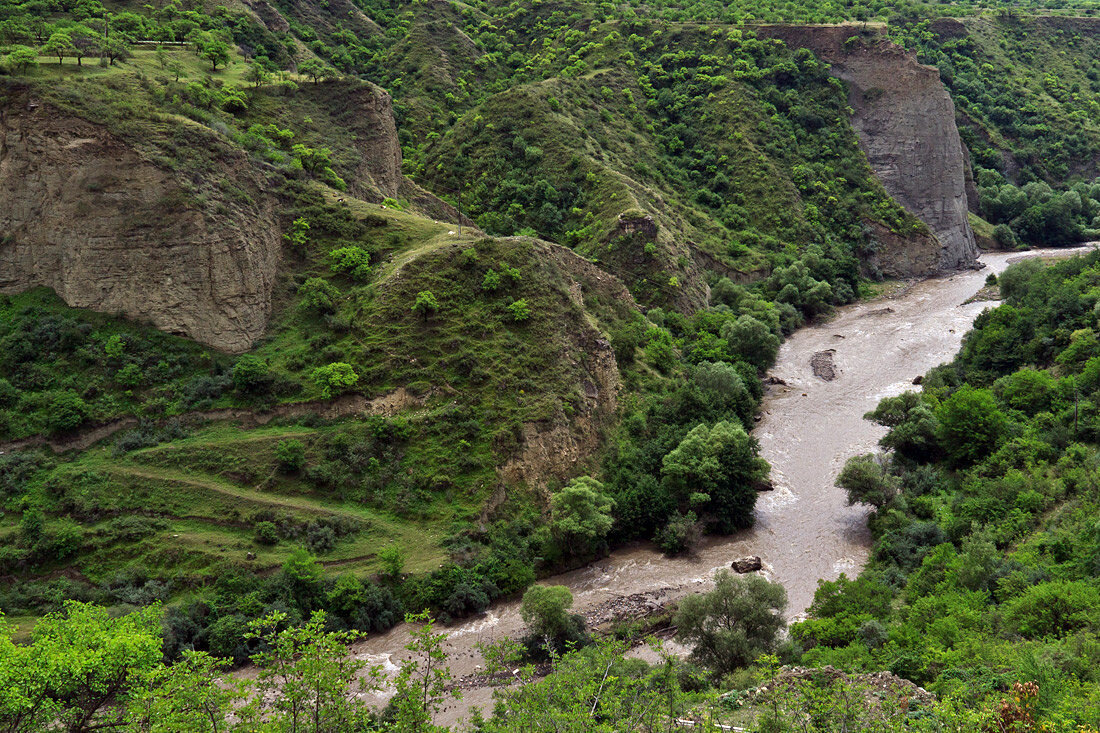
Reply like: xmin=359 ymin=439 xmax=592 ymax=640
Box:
xmin=0 ymin=94 xmax=280 ymax=353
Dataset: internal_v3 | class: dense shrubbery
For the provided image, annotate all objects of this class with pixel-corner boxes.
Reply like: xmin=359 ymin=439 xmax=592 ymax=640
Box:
xmin=795 ymin=252 xmax=1100 ymax=727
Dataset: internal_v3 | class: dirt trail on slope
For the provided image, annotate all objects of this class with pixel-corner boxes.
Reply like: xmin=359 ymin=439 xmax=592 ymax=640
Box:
xmin=0 ymin=388 xmax=421 ymax=454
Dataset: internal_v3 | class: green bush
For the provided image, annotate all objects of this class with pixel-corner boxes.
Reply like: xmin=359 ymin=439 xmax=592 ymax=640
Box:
xmin=254 ymin=521 xmax=279 ymax=545
xmin=274 ymin=439 xmax=306 ymax=473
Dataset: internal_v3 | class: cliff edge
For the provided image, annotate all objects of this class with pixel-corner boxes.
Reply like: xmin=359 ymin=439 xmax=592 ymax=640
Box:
xmin=0 ymin=90 xmax=279 ymax=353
xmin=758 ymin=25 xmax=980 ymax=275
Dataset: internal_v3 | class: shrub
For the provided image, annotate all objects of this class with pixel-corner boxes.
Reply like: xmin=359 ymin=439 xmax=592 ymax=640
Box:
xmin=274 ymin=439 xmax=306 ymax=473
xmin=45 ymin=391 xmax=88 ymax=433
xmin=232 ymin=355 xmax=271 ymax=393
xmin=412 ymin=291 xmax=439 ymax=320
xmin=328 ymin=246 xmax=372 ymax=281
xmin=255 ymin=521 xmax=279 ymax=545
xmin=507 ymin=299 xmax=531 ymax=322
xmin=310 ymin=362 xmax=358 ymax=399
xmin=298 ymin=278 xmax=340 ymax=312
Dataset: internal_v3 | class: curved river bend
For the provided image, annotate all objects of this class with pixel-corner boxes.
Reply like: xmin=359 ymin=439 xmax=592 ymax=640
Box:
xmin=348 ymin=247 xmax=1093 ymax=726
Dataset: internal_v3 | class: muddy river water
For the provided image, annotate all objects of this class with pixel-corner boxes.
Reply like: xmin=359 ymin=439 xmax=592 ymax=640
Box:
xmin=348 ymin=246 xmax=1094 ymax=726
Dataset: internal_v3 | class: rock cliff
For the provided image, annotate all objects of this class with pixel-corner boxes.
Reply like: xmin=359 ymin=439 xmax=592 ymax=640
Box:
xmin=0 ymin=90 xmax=279 ymax=353
xmin=757 ymin=25 xmax=979 ymax=273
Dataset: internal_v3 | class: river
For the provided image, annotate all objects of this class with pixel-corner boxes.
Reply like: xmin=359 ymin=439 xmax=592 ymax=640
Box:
xmin=348 ymin=246 xmax=1095 ymax=727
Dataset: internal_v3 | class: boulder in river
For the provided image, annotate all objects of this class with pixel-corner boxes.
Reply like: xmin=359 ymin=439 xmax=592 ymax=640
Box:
xmin=731 ymin=556 xmax=763 ymax=573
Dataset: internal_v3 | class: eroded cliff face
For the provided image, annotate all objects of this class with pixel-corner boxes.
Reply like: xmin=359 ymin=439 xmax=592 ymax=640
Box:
xmin=0 ymin=92 xmax=280 ymax=353
xmin=758 ymin=25 xmax=980 ymax=274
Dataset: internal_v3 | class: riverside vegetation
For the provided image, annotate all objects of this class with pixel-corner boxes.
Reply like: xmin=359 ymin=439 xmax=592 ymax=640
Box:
xmin=2 ymin=0 xmax=1100 ymax=728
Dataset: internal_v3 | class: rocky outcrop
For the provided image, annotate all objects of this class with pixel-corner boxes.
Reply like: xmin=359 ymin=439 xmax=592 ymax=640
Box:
xmin=756 ymin=25 xmax=979 ymax=274
xmin=0 ymin=91 xmax=279 ymax=353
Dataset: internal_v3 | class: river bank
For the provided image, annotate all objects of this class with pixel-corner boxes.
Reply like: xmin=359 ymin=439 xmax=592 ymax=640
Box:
xmin=344 ymin=245 xmax=1096 ymax=727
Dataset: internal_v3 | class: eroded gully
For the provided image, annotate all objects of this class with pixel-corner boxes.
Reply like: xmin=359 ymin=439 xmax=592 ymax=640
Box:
xmin=346 ymin=246 xmax=1095 ymax=727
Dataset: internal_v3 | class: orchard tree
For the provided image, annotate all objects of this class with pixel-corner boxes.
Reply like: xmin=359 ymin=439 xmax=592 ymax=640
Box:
xmin=6 ymin=45 xmax=38 ymax=74
xmin=41 ymin=31 xmax=74 ymax=65
xmin=69 ymin=25 xmax=99 ymax=66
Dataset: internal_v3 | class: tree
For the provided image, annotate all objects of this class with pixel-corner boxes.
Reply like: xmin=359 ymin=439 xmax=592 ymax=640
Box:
xmin=244 ymin=61 xmax=268 ymax=88
xmin=674 ymin=570 xmax=787 ymax=675
xmin=0 ymin=602 xmax=162 ymax=732
xmin=69 ymin=25 xmax=99 ymax=66
xmin=520 ymin=585 xmax=578 ymax=642
xmin=935 ymin=385 xmax=1010 ymax=466
xmin=244 ymin=611 xmax=380 ymax=732
xmin=661 ymin=421 xmax=768 ymax=533
xmin=722 ymin=314 xmax=780 ymax=372
xmin=124 ymin=650 xmax=245 ymax=733
xmin=389 ymin=612 xmax=458 ymax=732
xmin=549 ymin=477 xmax=615 ymax=557
xmin=836 ymin=453 xmax=898 ymax=509
xmin=310 ymin=362 xmax=358 ymax=399
xmin=298 ymin=57 xmax=325 ymax=84
xmin=41 ymin=31 xmax=74 ymax=65
xmin=200 ymin=38 xmax=230 ymax=71
xmin=275 ymin=439 xmax=306 ymax=473
xmin=5 ymin=45 xmax=38 ymax=74
xmin=412 ymin=290 xmax=439 ymax=321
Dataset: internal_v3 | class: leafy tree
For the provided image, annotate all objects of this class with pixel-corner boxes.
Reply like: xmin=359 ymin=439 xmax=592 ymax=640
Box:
xmin=298 ymin=58 xmax=325 ymax=84
xmin=412 ymin=290 xmax=439 ymax=321
xmin=836 ymin=453 xmax=898 ymax=509
xmin=549 ymin=476 xmax=615 ymax=557
xmin=722 ymin=314 xmax=780 ymax=371
xmin=41 ymin=31 xmax=74 ymax=65
xmin=520 ymin=585 xmax=577 ymax=641
xmin=0 ymin=602 xmax=162 ymax=732
xmin=69 ymin=25 xmax=98 ymax=66
xmin=200 ymin=38 xmax=230 ymax=71
xmin=244 ymin=611 xmax=380 ymax=732
xmin=244 ymin=61 xmax=268 ymax=87
xmin=482 ymin=638 xmax=688 ymax=731
xmin=935 ymin=386 xmax=1011 ymax=466
xmin=124 ymin=650 xmax=245 ymax=733
xmin=661 ymin=421 xmax=768 ymax=532
xmin=674 ymin=570 xmax=787 ymax=675
xmin=388 ymin=612 xmax=458 ymax=732
xmin=5 ymin=45 xmax=38 ymax=74
xmin=310 ymin=362 xmax=358 ymax=399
